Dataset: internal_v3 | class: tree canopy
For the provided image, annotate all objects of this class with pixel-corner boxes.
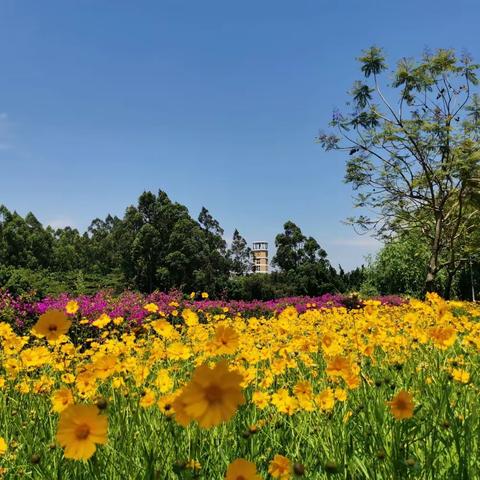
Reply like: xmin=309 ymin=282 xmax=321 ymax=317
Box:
xmin=319 ymin=47 xmax=480 ymax=297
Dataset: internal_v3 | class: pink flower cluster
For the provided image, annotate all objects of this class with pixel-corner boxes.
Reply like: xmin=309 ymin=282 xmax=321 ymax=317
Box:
xmin=1 ymin=288 xmax=405 ymax=331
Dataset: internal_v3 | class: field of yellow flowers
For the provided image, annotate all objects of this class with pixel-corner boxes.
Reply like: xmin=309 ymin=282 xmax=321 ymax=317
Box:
xmin=0 ymin=292 xmax=479 ymax=479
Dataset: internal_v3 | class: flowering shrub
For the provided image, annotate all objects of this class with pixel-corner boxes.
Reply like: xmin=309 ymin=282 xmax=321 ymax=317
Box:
xmin=1 ymin=289 xmax=405 ymax=334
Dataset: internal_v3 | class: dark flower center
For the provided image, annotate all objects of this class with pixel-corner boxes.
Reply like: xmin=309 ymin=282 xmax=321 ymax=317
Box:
xmin=75 ymin=424 xmax=90 ymax=440
xmin=205 ymin=385 xmax=222 ymax=403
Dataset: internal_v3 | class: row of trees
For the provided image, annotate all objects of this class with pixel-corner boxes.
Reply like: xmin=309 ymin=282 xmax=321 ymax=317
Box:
xmin=319 ymin=47 xmax=480 ymax=299
xmin=0 ymin=193 xmax=362 ymax=299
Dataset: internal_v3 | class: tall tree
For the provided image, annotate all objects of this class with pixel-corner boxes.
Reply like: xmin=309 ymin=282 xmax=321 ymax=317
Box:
xmin=318 ymin=47 xmax=480 ymax=296
xmin=272 ymin=221 xmax=337 ymax=295
xmin=228 ymin=229 xmax=252 ymax=275
xmin=197 ymin=207 xmax=230 ymax=292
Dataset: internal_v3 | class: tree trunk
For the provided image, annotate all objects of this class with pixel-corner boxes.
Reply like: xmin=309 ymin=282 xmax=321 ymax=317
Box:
xmin=444 ymin=271 xmax=454 ymax=300
xmin=424 ymin=216 xmax=443 ymax=295
xmin=425 ymin=266 xmax=437 ymax=294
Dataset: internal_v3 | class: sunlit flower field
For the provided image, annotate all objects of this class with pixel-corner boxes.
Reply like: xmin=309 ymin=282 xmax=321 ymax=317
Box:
xmin=0 ymin=292 xmax=479 ymax=479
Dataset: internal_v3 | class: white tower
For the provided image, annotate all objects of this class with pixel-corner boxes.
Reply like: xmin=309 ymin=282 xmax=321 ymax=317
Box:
xmin=252 ymin=241 xmax=269 ymax=273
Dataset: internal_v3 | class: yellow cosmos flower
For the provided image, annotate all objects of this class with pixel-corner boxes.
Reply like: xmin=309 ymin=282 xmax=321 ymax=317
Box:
xmin=51 ymin=388 xmax=75 ymax=412
xmin=294 ymin=381 xmax=313 ymax=398
xmin=325 ymin=356 xmax=352 ymax=378
xmin=225 ymin=458 xmax=262 ymax=480
xmin=452 ymin=368 xmax=470 ymax=384
xmin=182 ymin=308 xmax=199 ymax=326
xmin=157 ymin=393 xmax=176 ymax=416
xmin=201 ymin=292 xmax=209 ymax=299
xmin=185 ymin=459 xmax=202 ymax=471
xmin=315 ymin=388 xmax=335 ymax=411
xmin=92 ymin=314 xmax=111 ymax=329
xmin=154 ymin=369 xmax=174 ymax=393
xmin=387 ymin=390 xmax=415 ymax=420
xmin=144 ymin=303 xmax=159 ymax=313
xmin=56 ymin=405 xmax=108 ymax=461
xmin=252 ymin=391 xmax=270 ymax=409
xmin=268 ymin=454 xmax=291 ymax=479
xmin=428 ymin=326 xmax=457 ymax=350
xmin=32 ymin=310 xmax=72 ymax=341
xmin=174 ymin=360 xmax=244 ymax=428
xmin=0 ymin=437 xmax=7 ymax=456
xmin=139 ymin=388 xmax=156 ymax=408
xmin=271 ymin=389 xmax=298 ymax=415
xmin=65 ymin=300 xmax=79 ymax=315
xmin=151 ymin=319 xmax=176 ymax=339
xmin=213 ymin=325 xmax=239 ymax=355
xmin=61 ymin=373 xmax=76 ymax=384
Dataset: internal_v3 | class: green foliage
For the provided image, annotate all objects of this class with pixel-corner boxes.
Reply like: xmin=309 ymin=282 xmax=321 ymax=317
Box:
xmin=0 ymin=265 xmax=125 ymax=298
xmin=1 ymin=194 xmax=366 ymax=298
xmin=319 ymin=47 xmax=480 ymax=297
xmin=272 ymin=221 xmax=340 ymax=296
xmin=228 ymin=229 xmax=252 ymax=276
xmin=362 ymin=233 xmax=445 ymax=297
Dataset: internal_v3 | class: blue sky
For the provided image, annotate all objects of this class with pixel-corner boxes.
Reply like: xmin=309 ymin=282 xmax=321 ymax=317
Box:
xmin=1 ymin=0 xmax=478 ymax=270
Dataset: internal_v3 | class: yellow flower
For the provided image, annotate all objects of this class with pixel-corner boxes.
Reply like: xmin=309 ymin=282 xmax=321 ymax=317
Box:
xmin=32 ymin=310 xmax=72 ymax=341
xmin=174 ymin=360 xmax=244 ymax=428
xmin=343 ymin=411 xmax=353 ymax=423
xmin=293 ymin=381 xmax=313 ymax=398
xmin=186 ymin=459 xmax=202 ymax=471
xmin=0 ymin=437 xmax=7 ymax=456
xmin=271 ymin=389 xmax=298 ymax=415
xmin=56 ymin=405 xmax=108 ymax=461
xmin=452 ymin=368 xmax=470 ymax=384
xmin=334 ymin=388 xmax=347 ymax=402
xmin=268 ymin=454 xmax=291 ymax=479
xmin=428 ymin=326 xmax=456 ymax=350
xmin=154 ymin=370 xmax=174 ymax=393
xmin=252 ymin=391 xmax=270 ymax=409
xmin=144 ymin=303 xmax=159 ymax=313
xmin=213 ymin=325 xmax=239 ymax=355
xmin=182 ymin=308 xmax=199 ymax=326
xmin=225 ymin=458 xmax=262 ymax=480
xmin=315 ymin=388 xmax=335 ymax=411
xmin=51 ymin=388 xmax=75 ymax=413
xmin=113 ymin=316 xmax=124 ymax=326
xmin=151 ymin=319 xmax=176 ymax=339
xmin=387 ymin=390 xmax=415 ymax=420
xmin=92 ymin=314 xmax=111 ymax=329
xmin=66 ymin=300 xmax=79 ymax=315
xmin=201 ymin=292 xmax=209 ymax=299
xmin=325 ymin=356 xmax=351 ymax=379
xmin=61 ymin=373 xmax=76 ymax=384
xmin=139 ymin=388 xmax=156 ymax=408
xmin=157 ymin=393 xmax=176 ymax=416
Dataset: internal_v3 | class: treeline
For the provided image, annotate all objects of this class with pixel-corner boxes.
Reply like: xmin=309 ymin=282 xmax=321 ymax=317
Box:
xmin=361 ymin=231 xmax=480 ymax=301
xmin=0 ymin=191 xmax=363 ymax=299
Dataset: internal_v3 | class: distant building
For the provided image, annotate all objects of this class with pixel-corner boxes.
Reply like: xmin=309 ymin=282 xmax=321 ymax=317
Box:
xmin=252 ymin=241 xmax=269 ymax=273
